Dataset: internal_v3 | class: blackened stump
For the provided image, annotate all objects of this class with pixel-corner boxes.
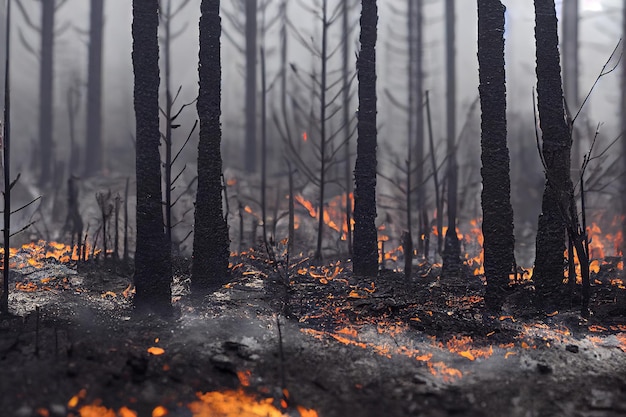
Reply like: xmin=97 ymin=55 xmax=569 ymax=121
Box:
xmin=191 ymin=0 xmax=230 ymax=292
xmin=353 ymin=0 xmax=378 ymax=277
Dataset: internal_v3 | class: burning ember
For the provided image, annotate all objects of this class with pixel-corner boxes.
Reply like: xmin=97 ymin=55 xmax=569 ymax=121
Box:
xmin=65 ymin=387 xmax=318 ymax=417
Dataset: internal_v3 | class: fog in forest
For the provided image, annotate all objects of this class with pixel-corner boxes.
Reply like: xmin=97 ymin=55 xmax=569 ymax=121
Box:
xmin=0 ymin=0 xmax=623 ymax=263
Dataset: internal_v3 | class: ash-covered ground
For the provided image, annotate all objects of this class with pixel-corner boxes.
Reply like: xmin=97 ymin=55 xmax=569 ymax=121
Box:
xmin=1 ymin=249 xmax=625 ymax=417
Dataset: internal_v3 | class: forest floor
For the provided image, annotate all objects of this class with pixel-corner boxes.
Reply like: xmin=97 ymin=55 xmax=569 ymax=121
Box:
xmin=1 ymin=247 xmax=626 ymax=417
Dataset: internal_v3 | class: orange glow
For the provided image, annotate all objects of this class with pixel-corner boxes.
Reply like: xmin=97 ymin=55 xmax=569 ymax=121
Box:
xmin=68 ymin=389 xmax=87 ymax=408
xmin=295 ymin=193 xmax=354 ymax=240
xmin=188 ymin=389 xmax=318 ymax=417
xmin=588 ymin=325 xmax=608 ymax=333
xmin=428 ymin=362 xmax=462 ymax=382
xmin=119 ymin=407 xmax=138 ymax=417
xmin=445 ymin=335 xmax=493 ymax=361
xmin=147 ymin=347 xmax=165 ymax=356
xmin=302 ymin=131 xmax=308 ymax=142
xmin=152 ymin=406 xmax=169 ymax=417
xmin=78 ymin=405 xmax=117 ymax=417
xmin=237 ymin=370 xmax=251 ymax=387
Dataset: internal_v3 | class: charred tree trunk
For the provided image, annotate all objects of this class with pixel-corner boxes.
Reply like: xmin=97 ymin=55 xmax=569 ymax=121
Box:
xmin=353 ymin=0 xmax=378 ymax=277
xmin=84 ymin=0 xmax=104 ymax=177
xmin=162 ymin=0 xmax=173 ymax=250
xmin=411 ymin=0 xmax=426 ymax=258
xmin=132 ymin=0 xmax=172 ymax=314
xmin=244 ymin=0 xmax=257 ymax=173
xmin=342 ymin=0 xmax=353 ymax=256
xmin=442 ymin=0 xmax=460 ymax=279
xmin=533 ymin=0 xmax=572 ymax=304
xmin=314 ymin=0 xmax=329 ymax=260
xmin=191 ymin=0 xmax=230 ymax=292
xmin=478 ymin=0 xmax=516 ymax=311
xmin=38 ymin=0 xmax=55 ymax=186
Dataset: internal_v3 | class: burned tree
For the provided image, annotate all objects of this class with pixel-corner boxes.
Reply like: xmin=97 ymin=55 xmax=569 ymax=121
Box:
xmin=353 ymin=0 xmax=378 ymax=277
xmin=132 ymin=0 xmax=172 ymax=313
xmin=561 ymin=0 xmax=580 ymax=169
xmin=477 ymin=0 xmax=515 ymax=311
xmin=14 ymin=0 xmax=66 ymax=185
xmin=533 ymin=0 xmax=572 ymax=303
xmin=441 ymin=0 xmax=461 ymax=278
xmin=83 ymin=0 xmax=104 ymax=177
xmin=245 ymin=0 xmax=257 ymax=173
xmin=191 ymin=0 xmax=230 ymax=292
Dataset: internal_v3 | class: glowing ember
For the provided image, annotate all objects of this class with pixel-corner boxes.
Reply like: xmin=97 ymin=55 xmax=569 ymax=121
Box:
xmin=188 ymin=389 xmax=317 ymax=417
xmin=152 ymin=406 xmax=168 ymax=417
xmin=427 ymin=362 xmax=462 ymax=382
xmin=237 ymin=370 xmax=252 ymax=387
xmin=148 ymin=346 xmax=165 ymax=356
xmin=443 ymin=335 xmax=493 ymax=361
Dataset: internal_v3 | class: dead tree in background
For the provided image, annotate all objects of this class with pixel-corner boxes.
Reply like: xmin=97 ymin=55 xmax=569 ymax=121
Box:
xmin=410 ymin=0 xmax=426 ymax=259
xmin=15 ymin=0 xmax=68 ymax=185
xmin=38 ymin=0 xmax=55 ymax=185
xmin=561 ymin=0 xmax=580 ymax=170
xmin=353 ymin=0 xmax=378 ymax=276
xmin=282 ymin=1 xmax=356 ymax=259
xmin=442 ymin=0 xmax=461 ymax=278
xmin=67 ymin=78 xmax=81 ymax=175
xmin=158 ymin=0 xmax=193 ymax=252
xmin=83 ymin=0 xmax=104 ymax=177
xmin=245 ymin=0 xmax=257 ymax=173
xmin=477 ymin=0 xmax=515 ymax=311
xmin=533 ymin=0 xmax=572 ymax=304
xmin=191 ymin=0 xmax=230 ymax=292
xmin=132 ymin=0 xmax=172 ymax=314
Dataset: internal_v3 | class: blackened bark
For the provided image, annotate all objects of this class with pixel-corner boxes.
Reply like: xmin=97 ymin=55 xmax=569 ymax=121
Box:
xmin=84 ymin=0 xmax=104 ymax=177
xmin=314 ymin=0 xmax=329 ymax=260
xmin=442 ymin=0 xmax=460 ymax=278
xmin=410 ymin=0 xmax=426 ymax=257
xmin=477 ymin=0 xmax=516 ymax=311
xmin=244 ymin=0 xmax=257 ymax=172
xmin=533 ymin=0 xmax=571 ymax=302
xmin=132 ymin=0 xmax=172 ymax=313
xmin=191 ymin=0 xmax=230 ymax=292
xmin=38 ymin=0 xmax=54 ymax=185
xmin=353 ymin=0 xmax=378 ymax=277
xmin=342 ymin=0 xmax=353 ymax=256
